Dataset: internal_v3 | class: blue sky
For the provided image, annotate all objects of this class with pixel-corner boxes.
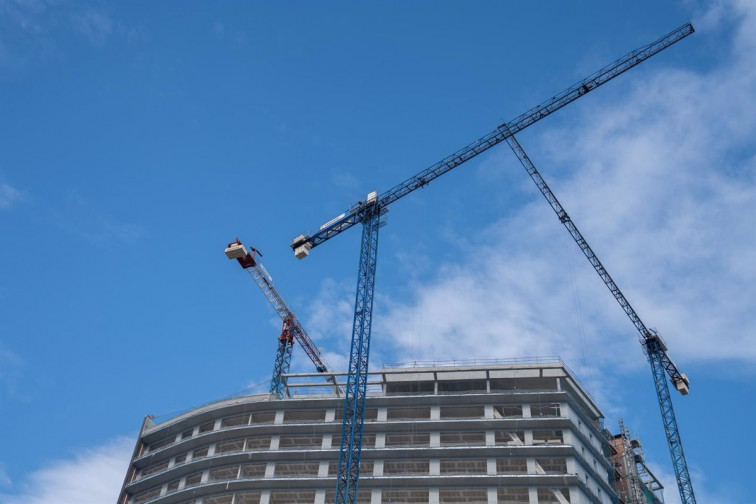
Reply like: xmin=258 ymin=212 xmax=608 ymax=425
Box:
xmin=1 ymin=1 xmax=754 ymax=503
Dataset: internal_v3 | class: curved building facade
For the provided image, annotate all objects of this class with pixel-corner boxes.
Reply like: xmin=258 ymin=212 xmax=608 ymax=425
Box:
xmin=118 ymin=361 xmax=617 ymax=504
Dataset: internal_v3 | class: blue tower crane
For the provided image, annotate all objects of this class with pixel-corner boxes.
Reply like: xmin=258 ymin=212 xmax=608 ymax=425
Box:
xmin=503 ymin=132 xmax=696 ymax=503
xmin=290 ymin=24 xmax=694 ymax=504
xmin=225 ymin=239 xmax=339 ymax=398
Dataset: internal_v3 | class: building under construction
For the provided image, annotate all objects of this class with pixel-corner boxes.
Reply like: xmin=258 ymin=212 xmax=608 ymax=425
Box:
xmin=117 ymin=360 xmax=650 ymax=504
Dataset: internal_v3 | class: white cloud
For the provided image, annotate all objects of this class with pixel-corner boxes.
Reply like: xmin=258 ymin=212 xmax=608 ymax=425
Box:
xmin=0 ymin=0 xmax=139 ymax=67
xmin=71 ymin=8 xmax=114 ymax=45
xmin=0 ymin=346 xmax=24 ymax=399
xmin=0 ymin=437 xmax=134 ymax=504
xmin=645 ymin=458 xmax=742 ymax=504
xmin=0 ymin=183 xmax=23 ymax=210
xmin=372 ymin=0 xmax=756 ymax=374
xmin=0 ymin=463 xmax=10 ymax=488
xmin=53 ymin=190 xmax=143 ymax=244
xmin=305 ymin=278 xmax=357 ymax=364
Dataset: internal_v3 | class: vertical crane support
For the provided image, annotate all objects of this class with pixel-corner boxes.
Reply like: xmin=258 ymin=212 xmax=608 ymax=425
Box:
xmin=225 ymin=240 xmax=339 ymax=397
xmin=502 ymin=131 xmax=696 ymax=504
xmin=336 ymin=203 xmax=382 ymax=504
xmin=270 ymin=317 xmax=295 ymax=397
xmin=290 ymin=25 xmax=694 ymax=504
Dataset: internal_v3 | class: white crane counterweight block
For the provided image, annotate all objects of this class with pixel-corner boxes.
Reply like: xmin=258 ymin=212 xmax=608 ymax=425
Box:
xmin=291 ymin=234 xmax=312 ymax=260
xmin=225 ymin=242 xmax=249 ymax=260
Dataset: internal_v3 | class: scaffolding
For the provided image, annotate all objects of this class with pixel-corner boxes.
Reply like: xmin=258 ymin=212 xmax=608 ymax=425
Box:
xmin=611 ymin=419 xmax=665 ymax=504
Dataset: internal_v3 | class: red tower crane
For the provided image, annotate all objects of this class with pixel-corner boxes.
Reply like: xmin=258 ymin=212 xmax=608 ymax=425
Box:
xmin=225 ymin=239 xmax=339 ymax=397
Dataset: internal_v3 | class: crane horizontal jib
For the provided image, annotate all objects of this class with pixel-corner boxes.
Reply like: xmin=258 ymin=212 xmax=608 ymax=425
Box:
xmin=291 ymin=23 xmax=694 ymax=256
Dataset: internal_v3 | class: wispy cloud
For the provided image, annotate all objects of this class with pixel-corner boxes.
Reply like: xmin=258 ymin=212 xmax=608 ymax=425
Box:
xmin=211 ymin=20 xmax=246 ymax=45
xmin=53 ymin=190 xmax=143 ymax=244
xmin=0 ymin=183 xmax=24 ymax=210
xmin=70 ymin=8 xmax=113 ymax=45
xmin=0 ymin=463 xmax=10 ymax=488
xmin=646 ymin=459 xmax=743 ymax=504
xmin=0 ymin=1 xmax=137 ymax=66
xmin=0 ymin=436 xmax=133 ymax=504
xmin=0 ymin=345 xmax=24 ymax=401
xmin=299 ymin=277 xmax=355 ymax=374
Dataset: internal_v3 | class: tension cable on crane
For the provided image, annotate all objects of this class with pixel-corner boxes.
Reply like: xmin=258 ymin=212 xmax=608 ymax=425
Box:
xmin=289 ymin=23 xmax=695 ymax=504
xmin=501 ymin=130 xmax=696 ymax=503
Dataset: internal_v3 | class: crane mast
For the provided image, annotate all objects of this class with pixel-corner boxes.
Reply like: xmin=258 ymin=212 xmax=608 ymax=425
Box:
xmin=225 ymin=239 xmax=339 ymax=397
xmin=290 ymin=24 xmax=694 ymax=504
xmin=503 ymin=131 xmax=696 ymax=503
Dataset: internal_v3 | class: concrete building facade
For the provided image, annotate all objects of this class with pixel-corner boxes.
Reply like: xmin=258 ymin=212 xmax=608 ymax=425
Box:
xmin=118 ymin=360 xmax=618 ymax=504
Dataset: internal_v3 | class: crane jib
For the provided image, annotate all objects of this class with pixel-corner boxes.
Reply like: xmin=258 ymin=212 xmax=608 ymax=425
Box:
xmin=296 ymin=23 xmax=694 ymax=252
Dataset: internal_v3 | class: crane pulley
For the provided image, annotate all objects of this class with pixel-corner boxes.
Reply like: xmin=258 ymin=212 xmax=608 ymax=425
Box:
xmin=225 ymin=239 xmax=339 ymax=397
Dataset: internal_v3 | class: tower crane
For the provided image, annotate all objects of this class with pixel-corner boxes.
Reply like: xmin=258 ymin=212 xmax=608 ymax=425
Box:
xmin=502 ymin=131 xmax=696 ymax=503
xmin=225 ymin=239 xmax=339 ymax=398
xmin=289 ymin=24 xmax=694 ymax=504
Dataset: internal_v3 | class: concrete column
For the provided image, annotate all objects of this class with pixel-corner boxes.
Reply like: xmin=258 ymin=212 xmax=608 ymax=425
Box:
xmin=377 ymin=407 xmax=387 ymax=422
xmin=260 ymin=490 xmax=271 ymax=504
xmin=325 ymin=408 xmax=336 ymax=422
xmin=207 ymin=443 xmax=216 ymax=456
xmin=528 ymin=487 xmax=538 ymax=504
xmin=562 ymin=429 xmax=573 ymax=446
xmin=569 ymin=487 xmax=584 ymax=504
xmin=375 ymin=433 xmax=385 ymax=448
xmin=314 ymin=489 xmax=326 ymax=504
xmin=522 ymin=404 xmax=531 ymax=418
xmin=274 ymin=410 xmax=284 ymax=424
xmin=322 ymin=433 xmax=332 ymax=449
xmin=373 ymin=460 xmax=384 ymax=476
xmin=430 ymin=432 xmax=440 ymax=447
xmin=487 ymin=457 xmax=496 ymax=475
xmin=264 ymin=462 xmax=275 ymax=478
xmin=524 ymin=430 xmax=533 ymax=445
xmin=430 ymin=406 xmax=440 ymax=420
xmin=485 ymin=431 xmax=495 ymax=446
xmin=487 ymin=487 xmax=497 ymax=504
xmin=484 ymin=404 xmax=494 ymax=419
xmin=200 ymin=469 xmax=209 ymax=483
xmin=371 ymin=489 xmax=382 ymax=504
xmin=526 ymin=457 xmax=537 ymax=474
xmin=429 ymin=487 xmax=440 ymax=504
xmin=213 ymin=419 xmax=222 ymax=431
xmin=430 ymin=459 xmax=440 ymax=476
xmin=270 ymin=435 xmax=280 ymax=450
xmin=318 ymin=461 xmax=329 ymax=477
